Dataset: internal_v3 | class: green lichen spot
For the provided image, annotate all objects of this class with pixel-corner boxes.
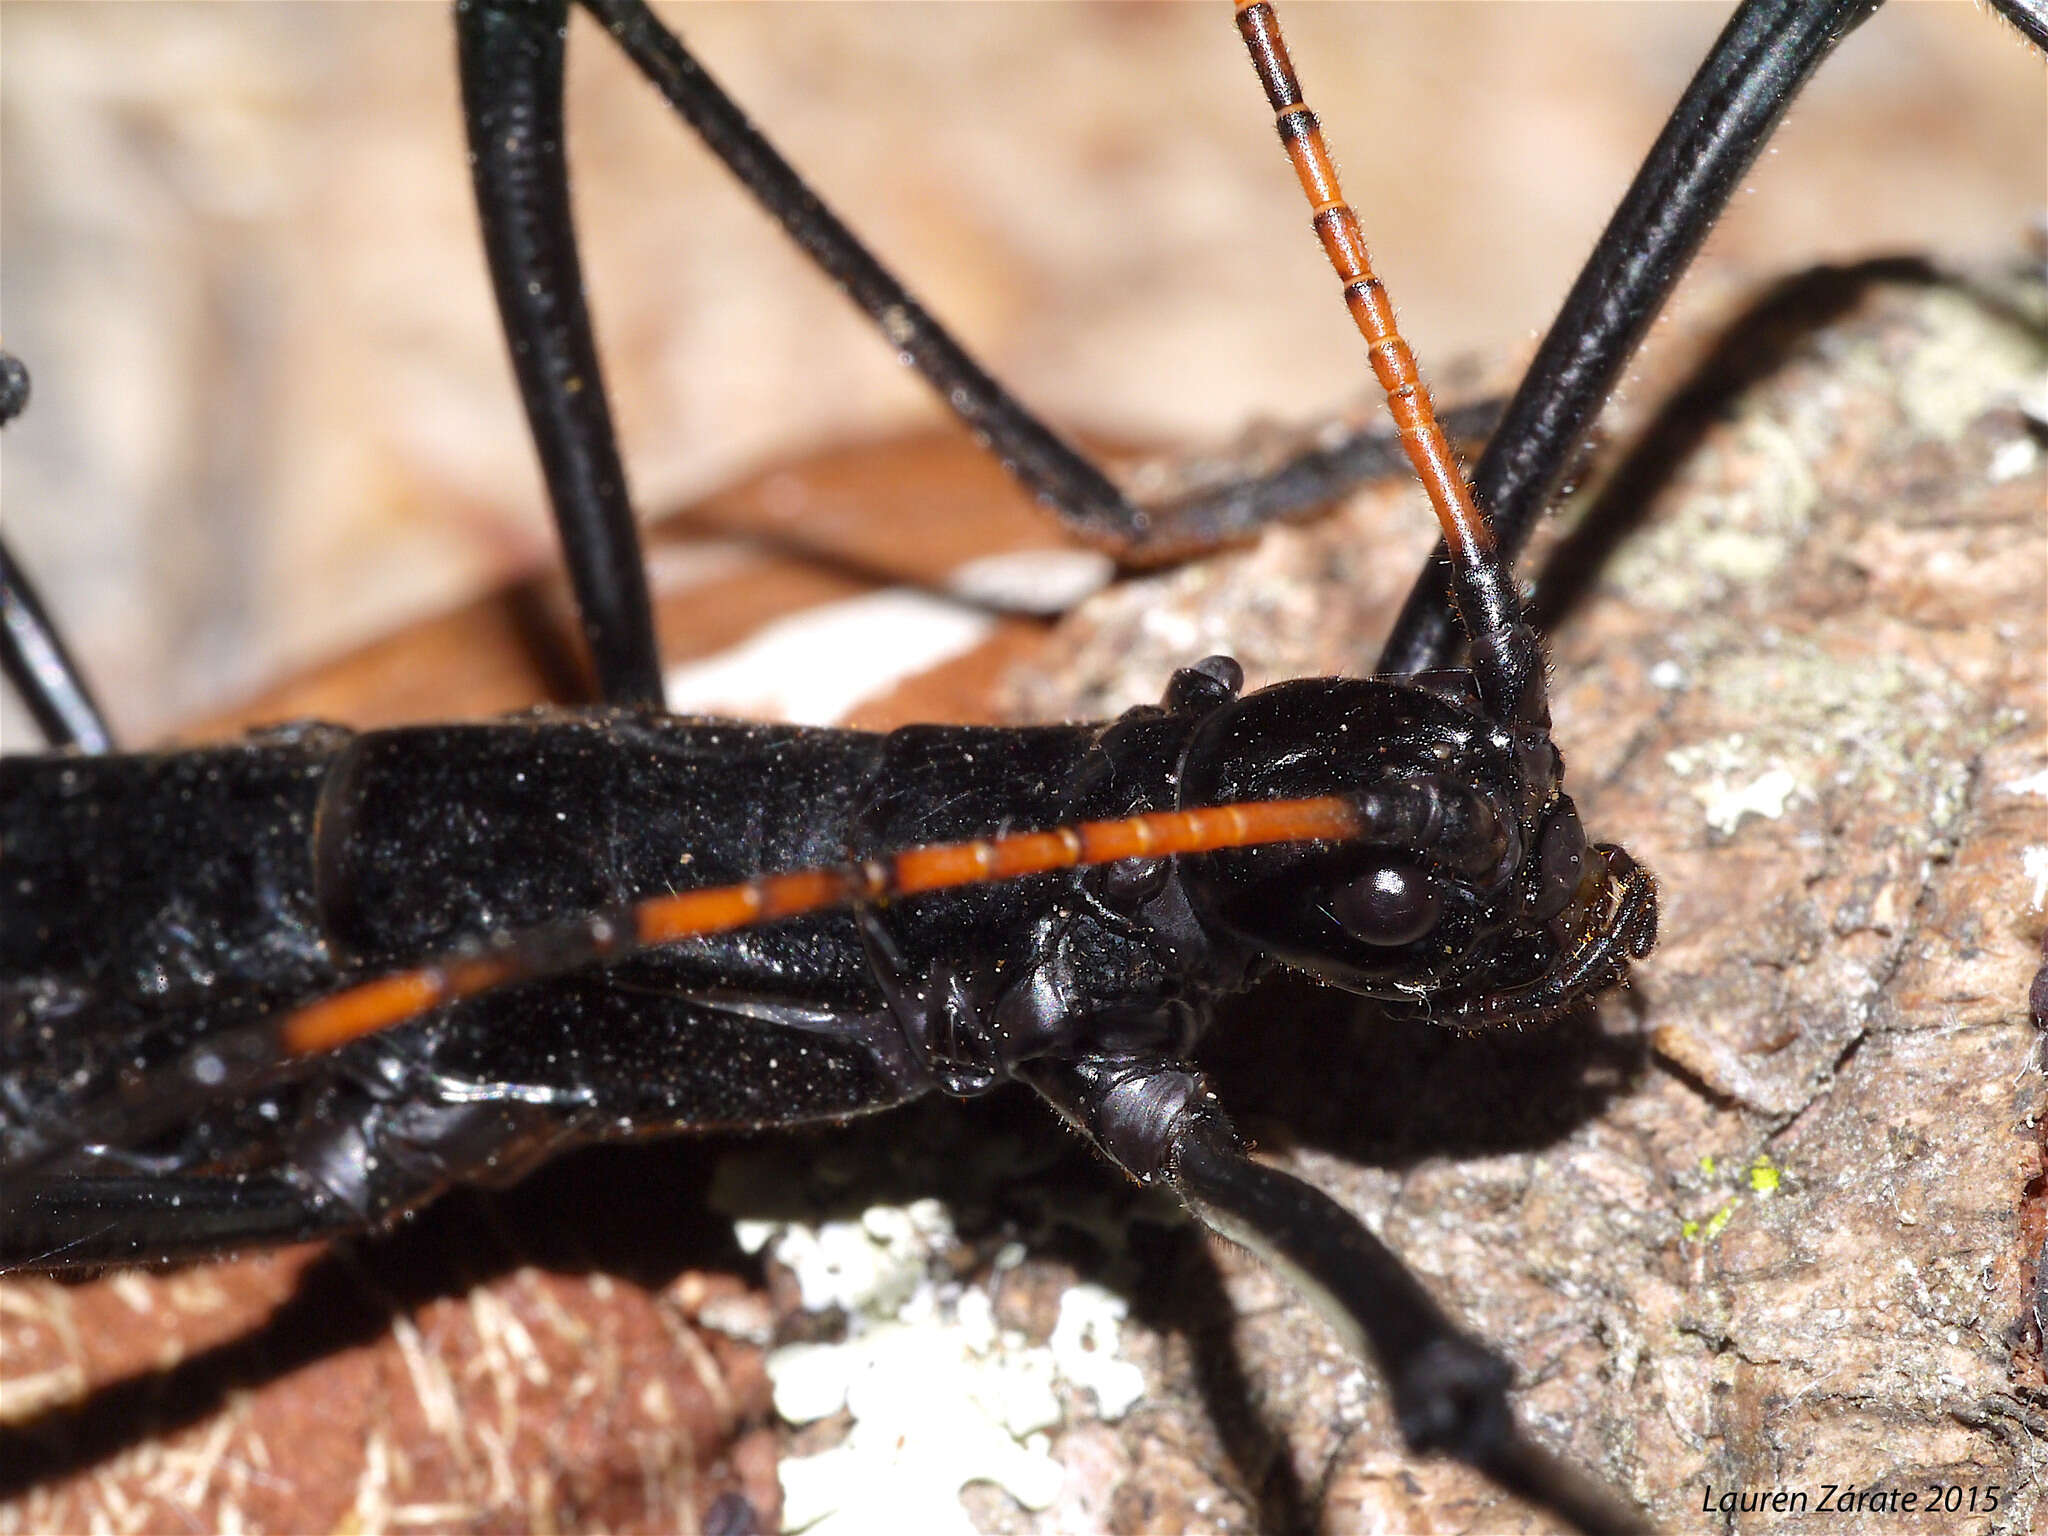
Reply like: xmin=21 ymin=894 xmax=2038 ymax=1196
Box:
xmin=1683 ymin=1199 xmax=1738 ymax=1243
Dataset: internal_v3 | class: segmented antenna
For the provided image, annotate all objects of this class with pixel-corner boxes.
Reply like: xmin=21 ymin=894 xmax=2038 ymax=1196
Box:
xmin=1231 ymin=0 xmax=1542 ymax=724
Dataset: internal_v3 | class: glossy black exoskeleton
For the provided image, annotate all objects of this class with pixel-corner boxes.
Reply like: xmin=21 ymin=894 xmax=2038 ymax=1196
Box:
xmin=0 ymin=661 xmax=1648 ymax=1243
xmin=3 ymin=0 xmax=2040 ymax=1531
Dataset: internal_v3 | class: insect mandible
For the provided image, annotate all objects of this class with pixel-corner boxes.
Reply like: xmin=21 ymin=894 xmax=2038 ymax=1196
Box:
xmin=4 ymin=3 xmax=2048 ymax=1536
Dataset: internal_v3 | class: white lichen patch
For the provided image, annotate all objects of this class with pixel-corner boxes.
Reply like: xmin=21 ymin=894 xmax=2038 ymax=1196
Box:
xmin=739 ymin=1203 xmax=1150 ymax=1534
xmin=770 ymin=1316 xmax=1065 ymax=1535
xmin=1609 ymin=415 xmax=1819 ymax=612
xmin=2022 ymin=845 xmax=2048 ymax=911
xmin=735 ymin=1201 xmax=951 ymax=1318
xmin=1895 ymin=287 xmax=2048 ymax=442
xmin=1663 ymin=738 xmax=1804 ymax=835
xmin=1696 ymin=767 xmax=1800 ymax=836
xmin=1999 ymin=767 xmax=2048 ymax=800
xmin=1987 ymin=434 xmax=2040 ymax=483
xmin=1046 ymin=1285 xmax=1146 ymax=1420
xmin=1660 ymin=638 xmax=1982 ymax=849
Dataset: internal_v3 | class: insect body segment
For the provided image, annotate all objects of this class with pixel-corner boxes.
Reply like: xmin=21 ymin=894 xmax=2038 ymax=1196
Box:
xmin=268 ymin=683 xmax=1655 ymax=1067
xmin=2 ymin=648 xmax=1640 ymax=1273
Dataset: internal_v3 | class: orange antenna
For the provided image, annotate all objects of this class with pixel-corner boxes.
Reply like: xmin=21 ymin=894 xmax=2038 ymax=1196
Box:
xmin=1231 ymin=0 xmax=1537 ymax=721
xmin=277 ymin=794 xmax=1365 ymax=1058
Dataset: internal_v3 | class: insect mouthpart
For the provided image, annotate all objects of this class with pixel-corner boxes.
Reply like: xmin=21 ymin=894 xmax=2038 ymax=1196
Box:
xmin=1428 ymin=839 xmax=1660 ymax=1032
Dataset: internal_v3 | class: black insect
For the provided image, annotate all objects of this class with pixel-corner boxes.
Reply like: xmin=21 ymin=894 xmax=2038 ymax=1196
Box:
xmin=3 ymin=1 xmax=2043 ymax=1532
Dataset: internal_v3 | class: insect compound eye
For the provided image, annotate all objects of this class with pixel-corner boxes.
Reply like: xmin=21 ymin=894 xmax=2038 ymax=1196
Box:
xmin=1529 ymin=801 xmax=1588 ymax=924
xmin=1329 ymin=861 xmax=1442 ymax=947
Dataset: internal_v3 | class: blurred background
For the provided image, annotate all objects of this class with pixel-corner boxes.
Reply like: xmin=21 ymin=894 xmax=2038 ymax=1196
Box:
xmin=3 ymin=0 xmax=2042 ymax=745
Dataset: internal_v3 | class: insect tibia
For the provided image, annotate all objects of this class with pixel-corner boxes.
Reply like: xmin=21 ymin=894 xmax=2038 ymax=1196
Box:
xmin=1166 ymin=1109 xmax=1652 ymax=1534
xmin=1029 ymin=1043 xmax=1655 ymax=1536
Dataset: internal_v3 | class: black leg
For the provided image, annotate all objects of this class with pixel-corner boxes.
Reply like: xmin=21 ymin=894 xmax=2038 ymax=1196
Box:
xmin=1989 ymin=0 xmax=2048 ymax=50
xmin=577 ymin=0 xmax=1146 ymax=550
xmin=1171 ymin=1126 xmax=1651 ymax=1535
xmin=1120 ymin=396 xmax=1505 ymax=565
xmin=577 ymin=0 xmax=1488 ymax=567
xmin=1 ymin=537 xmax=114 ymax=755
xmin=1 ymin=1079 xmax=590 ymax=1271
xmin=1026 ymin=1057 xmax=1650 ymax=1534
xmin=0 ymin=1173 xmax=359 ymax=1271
xmin=457 ymin=0 xmax=664 ymax=707
xmin=1377 ymin=0 xmax=1888 ymax=676
xmin=0 ymin=353 xmax=115 ymax=753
